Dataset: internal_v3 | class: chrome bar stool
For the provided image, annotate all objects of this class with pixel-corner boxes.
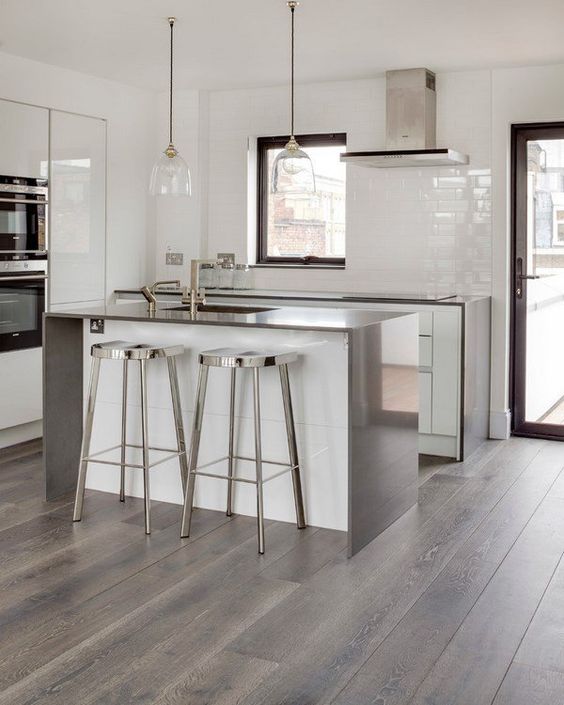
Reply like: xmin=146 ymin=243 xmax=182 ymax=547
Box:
xmin=73 ymin=341 xmax=188 ymax=534
xmin=180 ymin=348 xmax=306 ymax=554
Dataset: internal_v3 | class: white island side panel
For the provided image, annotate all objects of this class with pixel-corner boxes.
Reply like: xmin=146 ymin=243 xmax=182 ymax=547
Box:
xmin=81 ymin=320 xmax=349 ymax=531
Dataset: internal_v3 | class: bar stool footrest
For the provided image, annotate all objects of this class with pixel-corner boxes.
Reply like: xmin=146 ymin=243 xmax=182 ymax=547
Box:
xmin=82 ymin=443 xmax=187 ymax=470
xmin=190 ymin=455 xmax=298 ymax=485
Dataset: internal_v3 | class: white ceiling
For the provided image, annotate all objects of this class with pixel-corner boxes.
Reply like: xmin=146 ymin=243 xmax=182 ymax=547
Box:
xmin=1 ymin=0 xmax=564 ymax=92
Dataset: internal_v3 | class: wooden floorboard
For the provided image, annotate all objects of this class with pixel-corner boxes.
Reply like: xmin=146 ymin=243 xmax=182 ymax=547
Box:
xmin=0 ymin=437 xmax=563 ymax=704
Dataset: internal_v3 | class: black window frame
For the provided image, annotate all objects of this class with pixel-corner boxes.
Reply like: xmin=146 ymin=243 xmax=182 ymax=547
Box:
xmin=256 ymin=132 xmax=347 ymax=266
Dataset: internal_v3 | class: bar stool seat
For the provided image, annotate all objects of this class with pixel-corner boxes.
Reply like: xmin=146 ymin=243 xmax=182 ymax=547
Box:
xmin=181 ymin=347 xmax=306 ymax=554
xmin=73 ymin=340 xmax=188 ymax=534
xmin=91 ymin=340 xmax=184 ymax=360
xmin=199 ymin=348 xmax=297 ymax=368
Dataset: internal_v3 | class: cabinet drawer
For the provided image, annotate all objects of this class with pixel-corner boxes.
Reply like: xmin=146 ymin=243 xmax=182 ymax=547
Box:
xmin=419 ymin=336 xmax=433 ymax=368
xmin=418 ymin=311 xmax=433 ymax=336
xmin=419 ymin=371 xmax=432 ymax=434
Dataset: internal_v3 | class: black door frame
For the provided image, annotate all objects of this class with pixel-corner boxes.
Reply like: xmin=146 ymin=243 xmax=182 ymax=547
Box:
xmin=511 ymin=122 xmax=564 ymax=440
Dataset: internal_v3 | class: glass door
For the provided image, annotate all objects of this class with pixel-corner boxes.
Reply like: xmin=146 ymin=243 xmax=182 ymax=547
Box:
xmin=512 ymin=123 xmax=564 ymax=438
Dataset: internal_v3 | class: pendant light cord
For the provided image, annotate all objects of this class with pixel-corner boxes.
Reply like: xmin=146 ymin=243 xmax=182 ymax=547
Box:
xmin=169 ymin=18 xmax=174 ymax=145
xmin=290 ymin=3 xmax=295 ymax=138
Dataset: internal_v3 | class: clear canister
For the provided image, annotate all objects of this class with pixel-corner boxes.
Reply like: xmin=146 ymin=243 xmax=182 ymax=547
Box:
xmin=218 ymin=262 xmax=234 ymax=289
xmin=199 ymin=263 xmax=216 ymax=289
xmin=234 ymin=264 xmax=253 ymax=290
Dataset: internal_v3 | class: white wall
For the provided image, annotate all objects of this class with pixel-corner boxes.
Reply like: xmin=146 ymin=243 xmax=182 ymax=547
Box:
xmin=0 ymin=50 xmax=156 ymax=296
xmin=203 ymin=72 xmax=492 ymax=296
xmin=151 ymin=89 xmax=209 ymax=285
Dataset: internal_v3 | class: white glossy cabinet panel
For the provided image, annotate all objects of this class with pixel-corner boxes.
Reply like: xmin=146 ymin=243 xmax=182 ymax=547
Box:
xmin=0 ymin=100 xmax=48 ymax=178
xmin=49 ymin=111 xmax=106 ymax=305
xmin=431 ymin=307 xmax=461 ymax=437
xmin=418 ymin=371 xmax=432 ymax=434
xmin=0 ymin=348 xmax=42 ymax=429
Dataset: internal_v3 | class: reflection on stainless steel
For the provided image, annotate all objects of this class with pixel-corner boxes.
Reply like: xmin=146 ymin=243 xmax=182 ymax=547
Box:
xmin=45 ymin=301 xmax=412 ymax=334
xmin=348 ymin=314 xmax=419 ymax=556
xmin=170 ymin=304 xmax=276 ymax=314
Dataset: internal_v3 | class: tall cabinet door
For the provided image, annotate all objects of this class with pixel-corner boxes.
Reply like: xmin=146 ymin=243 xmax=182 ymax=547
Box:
xmin=49 ymin=111 xmax=106 ymax=306
xmin=0 ymin=99 xmax=49 ymax=178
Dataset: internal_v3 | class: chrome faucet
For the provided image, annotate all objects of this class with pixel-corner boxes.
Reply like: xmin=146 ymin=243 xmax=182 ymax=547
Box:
xmin=140 ymin=286 xmax=157 ymax=313
xmin=140 ymin=280 xmax=181 ymax=313
xmin=182 ymin=259 xmax=216 ymax=316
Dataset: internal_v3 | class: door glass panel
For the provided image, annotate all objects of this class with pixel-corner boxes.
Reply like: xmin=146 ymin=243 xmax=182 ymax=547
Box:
xmin=525 ymin=139 xmax=564 ymax=423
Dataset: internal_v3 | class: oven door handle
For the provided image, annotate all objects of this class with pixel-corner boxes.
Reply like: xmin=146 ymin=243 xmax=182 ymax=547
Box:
xmin=0 ymin=275 xmax=47 ymax=281
xmin=0 ymin=198 xmax=48 ymax=205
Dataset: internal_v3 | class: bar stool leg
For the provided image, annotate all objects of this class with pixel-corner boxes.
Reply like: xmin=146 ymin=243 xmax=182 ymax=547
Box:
xmin=180 ymin=364 xmax=209 ymax=538
xmin=73 ymin=357 xmax=101 ymax=522
xmin=139 ymin=359 xmax=151 ymax=535
xmin=253 ymin=368 xmax=265 ymax=554
xmin=279 ymin=363 xmax=306 ymax=529
xmin=119 ymin=359 xmax=128 ymax=502
xmin=226 ymin=368 xmax=237 ymax=516
xmin=167 ymin=356 xmax=188 ymax=494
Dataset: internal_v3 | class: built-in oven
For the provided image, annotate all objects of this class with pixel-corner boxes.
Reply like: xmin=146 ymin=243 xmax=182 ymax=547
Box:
xmin=0 ymin=175 xmax=48 ymax=257
xmin=0 ymin=261 xmax=46 ymax=352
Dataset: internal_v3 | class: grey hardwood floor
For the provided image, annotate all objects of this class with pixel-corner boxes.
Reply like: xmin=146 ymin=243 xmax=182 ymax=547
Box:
xmin=1 ymin=436 xmax=564 ymax=704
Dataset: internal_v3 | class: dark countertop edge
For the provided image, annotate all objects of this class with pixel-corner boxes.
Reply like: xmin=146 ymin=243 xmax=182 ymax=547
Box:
xmin=113 ymin=289 xmax=489 ymax=306
xmin=44 ymin=309 xmax=416 ymax=334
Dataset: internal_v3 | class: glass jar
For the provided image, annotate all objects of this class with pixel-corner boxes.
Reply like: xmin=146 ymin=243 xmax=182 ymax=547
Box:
xmin=234 ymin=264 xmax=253 ymax=290
xmin=218 ymin=262 xmax=234 ymax=289
xmin=199 ymin=263 xmax=216 ymax=289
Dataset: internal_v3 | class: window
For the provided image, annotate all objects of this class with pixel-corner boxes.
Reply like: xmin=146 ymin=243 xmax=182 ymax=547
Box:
xmin=257 ymin=133 xmax=346 ymax=265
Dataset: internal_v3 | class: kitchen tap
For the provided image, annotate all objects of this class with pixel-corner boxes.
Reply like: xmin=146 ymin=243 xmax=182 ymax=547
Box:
xmin=140 ymin=280 xmax=181 ymax=313
xmin=140 ymin=286 xmax=157 ymax=313
xmin=182 ymin=259 xmax=216 ymax=316
xmin=150 ymin=279 xmax=181 ymax=294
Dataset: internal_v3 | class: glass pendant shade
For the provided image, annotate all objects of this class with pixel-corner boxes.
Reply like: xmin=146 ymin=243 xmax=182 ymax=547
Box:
xmin=150 ymin=17 xmax=191 ymax=197
xmin=272 ymin=138 xmax=315 ymax=194
xmin=271 ymin=2 xmax=316 ymax=195
xmin=150 ymin=145 xmax=191 ymax=196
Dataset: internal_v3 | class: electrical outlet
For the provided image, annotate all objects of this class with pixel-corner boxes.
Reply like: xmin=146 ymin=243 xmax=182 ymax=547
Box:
xmin=90 ymin=318 xmax=105 ymax=334
xmin=166 ymin=252 xmax=183 ymax=265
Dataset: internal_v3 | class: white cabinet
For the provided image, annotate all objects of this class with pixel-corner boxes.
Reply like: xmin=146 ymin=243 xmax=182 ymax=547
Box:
xmin=0 ymin=99 xmax=49 ymax=178
xmin=49 ymin=111 xmax=106 ymax=305
xmin=419 ymin=371 xmax=432 ymax=434
xmin=0 ymin=348 xmax=42 ymax=429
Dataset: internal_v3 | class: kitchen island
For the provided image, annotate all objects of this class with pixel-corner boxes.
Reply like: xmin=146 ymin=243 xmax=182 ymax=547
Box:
xmin=44 ymin=301 xmax=419 ymax=556
xmin=116 ymin=287 xmax=492 ymax=460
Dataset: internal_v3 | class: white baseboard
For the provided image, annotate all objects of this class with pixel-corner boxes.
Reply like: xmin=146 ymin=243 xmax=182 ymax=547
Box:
xmin=419 ymin=433 xmax=458 ymax=459
xmin=0 ymin=420 xmax=43 ymax=449
xmin=489 ymin=410 xmax=511 ymax=440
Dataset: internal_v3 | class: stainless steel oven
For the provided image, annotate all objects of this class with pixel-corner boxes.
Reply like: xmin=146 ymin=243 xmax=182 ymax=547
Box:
xmin=0 ymin=261 xmax=46 ymax=352
xmin=0 ymin=175 xmax=48 ymax=257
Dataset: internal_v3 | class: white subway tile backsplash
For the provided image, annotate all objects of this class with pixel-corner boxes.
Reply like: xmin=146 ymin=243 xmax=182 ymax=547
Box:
xmin=205 ymin=71 xmax=492 ymax=297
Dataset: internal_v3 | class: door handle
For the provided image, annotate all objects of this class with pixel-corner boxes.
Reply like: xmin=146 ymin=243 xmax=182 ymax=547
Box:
xmin=516 ymin=257 xmax=541 ymax=298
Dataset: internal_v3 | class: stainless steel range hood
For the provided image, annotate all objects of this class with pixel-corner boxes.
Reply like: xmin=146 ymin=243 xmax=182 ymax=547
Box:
xmin=340 ymin=68 xmax=469 ymax=168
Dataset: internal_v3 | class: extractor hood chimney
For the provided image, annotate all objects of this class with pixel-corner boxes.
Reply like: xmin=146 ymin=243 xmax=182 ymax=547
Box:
xmin=341 ymin=68 xmax=469 ymax=168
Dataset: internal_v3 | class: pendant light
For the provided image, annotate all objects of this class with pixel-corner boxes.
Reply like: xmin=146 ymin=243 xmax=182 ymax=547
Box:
xmin=271 ymin=1 xmax=315 ymax=194
xmin=149 ymin=17 xmax=191 ymax=197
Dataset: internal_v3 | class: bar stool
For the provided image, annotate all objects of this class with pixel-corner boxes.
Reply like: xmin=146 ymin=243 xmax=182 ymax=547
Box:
xmin=180 ymin=347 xmax=306 ymax=554
xmin=73 ymin=340 xmax=188 ymax=534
